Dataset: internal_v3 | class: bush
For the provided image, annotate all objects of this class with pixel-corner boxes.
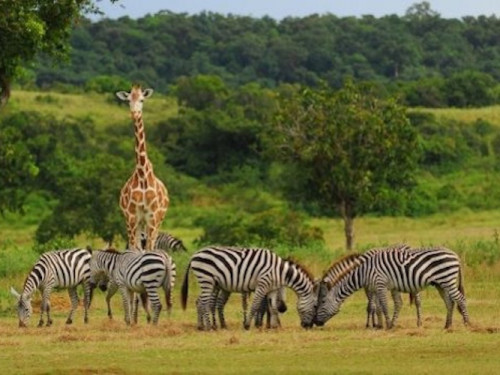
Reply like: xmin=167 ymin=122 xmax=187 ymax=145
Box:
xmin=194 ymin=207 xmax=324 ymax=248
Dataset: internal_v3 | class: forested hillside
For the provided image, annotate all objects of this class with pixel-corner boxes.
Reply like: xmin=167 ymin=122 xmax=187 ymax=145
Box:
xmin=31 ymin=3 xmax=500 ymax=108
xmin=3 ymin=2 xmax=500 ymax=251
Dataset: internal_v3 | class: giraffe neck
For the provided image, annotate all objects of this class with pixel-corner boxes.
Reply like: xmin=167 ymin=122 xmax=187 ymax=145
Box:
xmin=132 ymin=112 xmax=153 ymax=175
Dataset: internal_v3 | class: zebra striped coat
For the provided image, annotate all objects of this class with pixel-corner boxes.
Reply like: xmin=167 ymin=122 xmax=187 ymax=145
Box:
xmin=94 ymin=252 xmax=177 ymax=324
xmin=319 ymin=246 xmax=422 ymax=328
xmin=315 ymin=246 xmax=469 ymax=329
xmin=128 ymin=231 xmax=186 ymax=252
xmin=90 ymin=249 xmax=174 ymax=325
xmin=10 ymin=247 xmax=93 ymax=327
xmin=199 ymin=287 xmax=287 ymax=330
xmin=182 ymin=246 xmax=317 ymax=330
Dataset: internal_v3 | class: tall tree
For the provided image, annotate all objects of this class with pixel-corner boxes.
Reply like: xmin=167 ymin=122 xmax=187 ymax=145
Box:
xmin=0 ymin=0 xmax=115 ymax=107
xmin=270 ymin=80 xmax=420 ymax=250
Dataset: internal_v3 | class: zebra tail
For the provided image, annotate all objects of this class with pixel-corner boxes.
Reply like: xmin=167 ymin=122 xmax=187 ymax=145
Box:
xmin=409 ymin=293 xmax=414 ymax=306
xmin=164 ymin=259 xmax=173 ymax=313
xmin=181 ymin=261 xmax=191 ymax=310
xmin=458 ymin=265 xmax=465 ymax=296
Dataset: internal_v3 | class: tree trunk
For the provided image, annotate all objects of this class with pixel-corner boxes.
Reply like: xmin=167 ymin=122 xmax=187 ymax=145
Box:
xmin=338 ymin=200 xmax=355 ymax=251
xmin=0 ymin=69 xmax=10 ymax=109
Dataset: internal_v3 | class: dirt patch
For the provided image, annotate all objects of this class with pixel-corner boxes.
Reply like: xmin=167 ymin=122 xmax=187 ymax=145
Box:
xmin=470 ymin=326 xmax=500 ymax=334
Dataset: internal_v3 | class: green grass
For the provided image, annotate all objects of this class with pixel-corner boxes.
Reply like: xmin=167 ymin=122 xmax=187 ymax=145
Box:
xmin=0 ymin=277 xmax=499 ymax=374
xmin=411 ymin=105 xmax=500 ymax=126
xmin=3 ymin=90 xmax=178 ymax=128
xmin=1 ymin=211 xmax=500 ymax=373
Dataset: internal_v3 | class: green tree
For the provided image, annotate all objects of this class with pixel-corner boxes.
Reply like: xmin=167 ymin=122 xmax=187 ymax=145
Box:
xmin=269 ymin=80 xmax=420 ymax=250
xmin=0 ymin=0 xmax=116 ymax=107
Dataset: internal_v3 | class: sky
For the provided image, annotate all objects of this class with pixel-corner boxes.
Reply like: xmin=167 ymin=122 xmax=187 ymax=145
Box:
xmin=93 ymin=0 xmax=500 ymax=20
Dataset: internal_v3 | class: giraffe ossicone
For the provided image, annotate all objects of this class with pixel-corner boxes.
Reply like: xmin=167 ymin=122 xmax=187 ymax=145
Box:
xmin=116 ymin=86 xmax=169 ymax=252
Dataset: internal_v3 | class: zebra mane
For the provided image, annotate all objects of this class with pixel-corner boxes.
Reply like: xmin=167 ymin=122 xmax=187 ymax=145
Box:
xmin=284 ymin=256 xmax=315 ymax=283
xmin=322 ymin=253 xmax=361 ymax=276
xmin=324 ymin=254 xmax=364 ymax=289
xmin=103 ymin=248 xmax=121 ymax=253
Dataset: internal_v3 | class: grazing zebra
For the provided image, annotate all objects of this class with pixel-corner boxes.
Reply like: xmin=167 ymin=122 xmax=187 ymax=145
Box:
xmin=182 ymin=246 xmax=317 ymax=330
xmin=90 ymin=249 xmax=174 ymax=325
xmin=199 ymin=287 xmax=287 ymax=330
xmin=314 ymin=246 xmax=469 ymax=329
xmin=128 ymin=231 xmax=186 ymax=252
xmin=94 ymin=259 xmax=177 ymax=324
xmin=10 ymin=247 xmax=93 ymax=327
xmin=320 ymin=246 xmax=422 ymax=329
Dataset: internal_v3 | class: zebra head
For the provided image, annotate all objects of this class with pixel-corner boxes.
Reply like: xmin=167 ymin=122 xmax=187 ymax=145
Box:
xmin=313 ymin=282 xmax=342 ymax=326
xmin=10 ymin=287 xmax=32 ymax=328
xmin=297 ymin=284 xmax=320 ymax=329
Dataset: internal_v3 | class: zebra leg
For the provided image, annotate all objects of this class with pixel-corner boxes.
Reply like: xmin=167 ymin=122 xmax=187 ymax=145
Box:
xmin=216 ymin=290 xmax=230 ymax=329
xmin=105 ymin=281 xmax=119 ymax=320
xmin=196 ymin=297 xmax=204 ymax=330
xmin=41 ymin=289 xmax=53 ymax=327
xmin=198 ymin=291 xmax=213 ymax=331
xmin=448 ymin=286 xmax=470 ymax=327
xmin=375 ymin=286 xmax=391 ymax=329
xmin=365 ymin=288 xmax=377 ymax=328
xmin=266 ymin=291 xmax=280 ymax=329
xmin=146 ymin=288 xmax=162 ymax=325
xmin=132 ymin=293 xmax=140 ymax=324
xmin=140 ymin=292 xmax=152 ymax=323
xmin=413 ymin=292 xmax=422 ymax=327
xmin=436 ymin=287 xmax=454 ymax=329
xmin=254 ymin=296 xmax=266 ymax=328
xmin=66 ymin=287 xmax=79 ymax=325
xmin=245 ymin=287 xmax=267 ymax=330
xmin=390 ymin=290 xmax=403 ymax=328
xmin=119 ymin=287 xmax=134 ymax=325
xmin=83 ymin=281 xmax=92 ymax=324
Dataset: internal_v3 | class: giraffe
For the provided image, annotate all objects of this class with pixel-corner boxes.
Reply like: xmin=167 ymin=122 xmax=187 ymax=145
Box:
xmin=115 ymin=85 xmax=169 ymax=251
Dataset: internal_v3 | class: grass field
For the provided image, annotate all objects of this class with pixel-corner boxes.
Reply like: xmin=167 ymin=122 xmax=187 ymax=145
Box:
xmin=1 ymin=211 xmax=500 ymax=374
xmin=4 ymin=90 xmax=178 ymax=128
xmin=0 ymin=278 xmax=499 ymax=374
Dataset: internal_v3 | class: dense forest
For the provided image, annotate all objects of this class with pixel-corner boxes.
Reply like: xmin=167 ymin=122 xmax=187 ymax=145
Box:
xmin=30 ymin=2 xmax=500 ymax=108
xmin=3 ymin=2 xmax=500 ymax=250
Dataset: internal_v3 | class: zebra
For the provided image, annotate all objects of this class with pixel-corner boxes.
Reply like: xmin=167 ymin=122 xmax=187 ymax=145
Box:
xmin=128 ymin=231 xmax=186 ymax=252
xmin=320 ymin=246 xmax=422 ymax=329
xmin=314 ymin=246 xmax=469 ymax=329
xmin=182 ymin=246 xmax=317 ymax=330
xmin=93 ymin=258 xmax=177 ymax=323
xmin=199 ymin=287 xmax=287 ymax=330
xmin=89 ymin=249 xmax=174 ymax=325
xmin=10 ymin=247 xmax=93 ymax=328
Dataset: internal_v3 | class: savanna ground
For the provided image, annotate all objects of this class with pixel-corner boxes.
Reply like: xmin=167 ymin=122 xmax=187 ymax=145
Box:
xmin=1 ymin=211 xmax=500 ymax=374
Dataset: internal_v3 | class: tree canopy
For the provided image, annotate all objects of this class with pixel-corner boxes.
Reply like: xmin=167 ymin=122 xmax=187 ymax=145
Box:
xmin=269 ymin=81 xmax=421 ymax=249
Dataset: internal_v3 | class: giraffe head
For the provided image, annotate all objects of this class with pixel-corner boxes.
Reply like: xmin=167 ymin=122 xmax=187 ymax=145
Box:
xmin=116 ymin=85 xmax=154 ymax=116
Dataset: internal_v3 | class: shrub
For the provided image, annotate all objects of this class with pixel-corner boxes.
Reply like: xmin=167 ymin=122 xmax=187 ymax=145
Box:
xmin=194 ymin=207 xmax=324 ymax=248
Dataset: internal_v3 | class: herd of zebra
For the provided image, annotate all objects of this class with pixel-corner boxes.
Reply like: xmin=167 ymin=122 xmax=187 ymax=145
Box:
xmin=10 ymin=236 xmax=470 ymax=331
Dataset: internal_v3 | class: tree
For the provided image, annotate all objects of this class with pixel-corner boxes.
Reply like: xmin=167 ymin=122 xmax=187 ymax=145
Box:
xmin=0 ymin=0 xmax=116 ymax=107
xmin=270 ymin=80 xmax=420 ymax=250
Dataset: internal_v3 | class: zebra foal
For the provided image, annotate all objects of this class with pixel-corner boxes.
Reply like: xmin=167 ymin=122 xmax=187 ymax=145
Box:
xmin=315 ymin=246 xmax=469 ymax=329
xmin=182 ymin=246 xmax=317 ymax=330
xmin=90 ymin=249 xmax=174 ymax=325
xmin=10 ymin=247 xmax=93 ymax=327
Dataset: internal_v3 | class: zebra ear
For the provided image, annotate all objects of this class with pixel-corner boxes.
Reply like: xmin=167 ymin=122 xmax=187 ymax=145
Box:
xmin=10 ymin=286 xmax=20 ymax=299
